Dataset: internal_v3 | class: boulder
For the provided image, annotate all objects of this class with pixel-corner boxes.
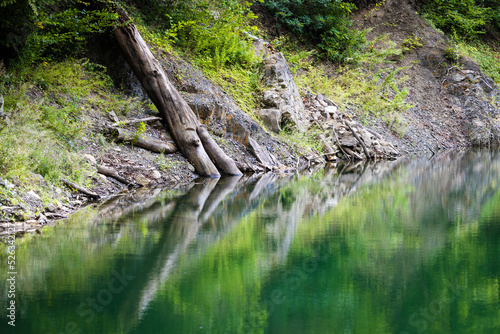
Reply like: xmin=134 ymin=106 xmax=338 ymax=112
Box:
xmin=259 ymin=52 xmax=308 ymax=132
xmin=258 ymin=109 xmax=282 ymax=133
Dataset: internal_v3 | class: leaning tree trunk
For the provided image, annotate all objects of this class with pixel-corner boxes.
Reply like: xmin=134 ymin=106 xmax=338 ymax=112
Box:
xmin=113 ymin=7 xmax=241 ymax=177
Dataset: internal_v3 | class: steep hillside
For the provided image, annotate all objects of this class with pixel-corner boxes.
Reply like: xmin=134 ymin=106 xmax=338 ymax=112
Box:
xmin=352 ymin=0 xmax=500 ymax=153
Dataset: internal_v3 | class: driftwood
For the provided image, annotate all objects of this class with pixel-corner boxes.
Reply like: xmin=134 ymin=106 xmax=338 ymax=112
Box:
xmin=112 ymin=116 xmax=162 ymax=127
xmin=62 ymin=179 xmax=99 ymax=199
xmin=113 ymin=7 xmax=241 ymax=177
xmin=235 ymin=161 xmax=263 ymax=173
xmin=343 ymin=147 xmax=363 ymax=160
xmin=345 ymin=122 xmax=372 ymax=159
xmin=114 ymin=128 xmax=177 ymax=154
xmin=332 ymin=128 xmax=351 ymax=161
xmin=318 ymin=134 xmax=336 ymax=161
xmin=97 ymin=165 xmax=132 ymax=185
xmin=196 ymin=126 xmax=242 ymax=176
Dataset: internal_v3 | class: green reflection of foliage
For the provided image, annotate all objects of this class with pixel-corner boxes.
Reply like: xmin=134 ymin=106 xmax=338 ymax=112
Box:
xmin=2 ymin=153 xmax=500 ymax=334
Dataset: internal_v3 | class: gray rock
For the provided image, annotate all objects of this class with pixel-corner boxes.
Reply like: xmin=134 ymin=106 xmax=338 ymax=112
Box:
xmin=323 ymin=105 xmax=338 ymax=118
xmin=260 ymin=52 xmax=308 ymax=132
xmin=46 ymin=203 xmax=57 ymax=213
xmin=258 ymin=109 xmax=282 ymax=133
xmin=83 ymin=154 xmax=97 ymax=166
xmin=108 ymin=111 xmax=119 ymax=123
xmin=26 ymin=190 xmax=41 ymax=202
xmin=1 ymin=178 xmax=15 ymax=189
xmin=151 ymin=170 xmax=162 ymax=179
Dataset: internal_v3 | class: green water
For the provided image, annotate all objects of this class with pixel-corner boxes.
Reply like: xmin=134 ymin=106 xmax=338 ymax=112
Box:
xmin=1 ymin=151 xmax=500 ymax=334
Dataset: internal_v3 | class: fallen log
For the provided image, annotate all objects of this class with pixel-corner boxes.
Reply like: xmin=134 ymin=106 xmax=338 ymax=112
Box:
xmin=114 ymin=128 xmax=177 ymax=154
xmin=62 ymin=179 xmax=99 ymax=199
xmin=332 ymin=128 xmax=351 ymax=161
xmin=97 ymin=165 xmax=132 ymax=185
xmin=346 ymin=122 xmax=372 ymax=159
xmin=113 ymin=6 xmax=241 ymax=177
xmin=343 ymin=146 xmax=364 ymax=160
xmin=197 ymin=126 xmax=242 ymax=176
xmin=318 ymin=134 xmax=337 ymax=162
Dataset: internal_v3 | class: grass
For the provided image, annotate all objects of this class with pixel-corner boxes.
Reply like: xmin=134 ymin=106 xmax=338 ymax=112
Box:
xmin=456 ymin=41 xmax=500 ymax=86
xmin=0 ymin=59 xmax=144 ymax=214
xmin=202 ymin=64 xmax=263 ymax=116
xmin=278 ymin=127 xmax=324 ymax=157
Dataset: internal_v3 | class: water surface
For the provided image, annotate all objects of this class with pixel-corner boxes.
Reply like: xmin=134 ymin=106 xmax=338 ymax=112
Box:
xmin=1 ymin=150 xmax=500 ymax=333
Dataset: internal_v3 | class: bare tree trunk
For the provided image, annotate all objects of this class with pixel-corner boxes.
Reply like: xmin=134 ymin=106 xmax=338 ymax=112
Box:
xmin=113 ymin=7 xmax=241 ymax=177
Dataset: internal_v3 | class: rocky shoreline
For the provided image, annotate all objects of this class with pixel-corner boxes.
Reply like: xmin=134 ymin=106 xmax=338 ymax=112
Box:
xmin=1 ymin=0 xmax=499 ymax=239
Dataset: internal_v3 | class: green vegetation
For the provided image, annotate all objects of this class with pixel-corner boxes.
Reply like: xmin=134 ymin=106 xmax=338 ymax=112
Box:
xmin=417 ymin=0 xmax=500 ymax=86
xmin=417 ymin=0 xmax=500 ymax=39
xmin=0 ymin=59 xmax=142 ymax=211
xmin=457 ymin=41 xmax=500 ymax=86
xmin=0 ymin=0 xmax=117 ymax=68
xmin=282 ymin=35 xmax=411 ymax=136
xmin=262 ymin=0 xmax=366 ymax=62
xmin=125 ymin=0 xmax=258 ymax=69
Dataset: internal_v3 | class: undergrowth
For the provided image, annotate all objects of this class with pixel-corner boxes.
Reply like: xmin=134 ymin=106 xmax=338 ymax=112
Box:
xmin=0 ymin=59 xmax=142 ymax=209
xmin=456 ymin=41 xmax=500 ymax=86
xmin=285 ymin=35 xmax=412 ymax=137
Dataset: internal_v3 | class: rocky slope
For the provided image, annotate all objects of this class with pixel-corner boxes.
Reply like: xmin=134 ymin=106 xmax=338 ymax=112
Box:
xmin=352 ymin=0 xmax=500 ymax=153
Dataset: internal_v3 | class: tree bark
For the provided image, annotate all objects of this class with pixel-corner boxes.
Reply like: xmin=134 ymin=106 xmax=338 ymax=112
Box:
xmin=113 ymin=7 xmax=241 ymax=177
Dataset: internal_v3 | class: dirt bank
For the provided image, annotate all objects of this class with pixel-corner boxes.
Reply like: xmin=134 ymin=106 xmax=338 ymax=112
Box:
xmin=352 ymin=0 xmax=500 ymax=154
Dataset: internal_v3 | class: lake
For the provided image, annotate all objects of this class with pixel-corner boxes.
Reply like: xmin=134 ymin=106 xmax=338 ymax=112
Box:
xmin=1 ymin=150 xmax=499 ymax=333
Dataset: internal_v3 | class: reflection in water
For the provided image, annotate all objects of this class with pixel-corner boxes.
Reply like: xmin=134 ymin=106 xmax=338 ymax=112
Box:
xmin=1 ymin=151 xmax=500 ymax=334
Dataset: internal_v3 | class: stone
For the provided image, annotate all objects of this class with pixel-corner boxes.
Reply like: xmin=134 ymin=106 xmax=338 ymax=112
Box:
xmin=258 ymin=108 xmax=282 ymax=133
xmin=1 ymin=178 xmax=15 ymax=189
xmin=108 ymin=111 xmax=119 ymax=122
xmin=339 ymin=135 xmax=358 ymax=147
xmin=46 ymin=203 xmax=57 ymax=213
xmin=248 ymin=137 xmax=280 ymax=169
xmin=260 ymin=52 xmax=308 ymax=132
xmin=323 ymin=96 xmax=337 ymax=107
xmin=451 ymin=72 xmax=466 ymax=82
xmin=151 ymin=170 xmax=162 ymax=179
xmin=324 ymin=106 xmax=338 ymax=118
xmin=38 ymin=214 xmax=48 ymax=225
xmin=83 ymin=154 xmax=97 ymax=166
xmin=25 ymin=190 xmax=41 ymax=202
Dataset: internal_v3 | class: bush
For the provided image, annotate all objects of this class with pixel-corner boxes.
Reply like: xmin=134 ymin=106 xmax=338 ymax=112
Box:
xmin=417 ymin=0 xmax=499 ymax=39
xmin=126 ymin=0 xmax=257 ymax=68
xmin=262 ymin=0 xmax=365 ymax=62
xmin=0 ymin=0 xmax=117 ymax=67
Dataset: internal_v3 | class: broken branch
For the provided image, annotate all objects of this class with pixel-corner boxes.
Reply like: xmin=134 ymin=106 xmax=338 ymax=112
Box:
xmin=114 ymin=128 xmax=177 ymax=154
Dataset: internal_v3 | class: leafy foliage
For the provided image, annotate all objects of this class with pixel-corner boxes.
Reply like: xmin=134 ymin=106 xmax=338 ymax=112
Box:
xmin=124 ymin=0 xmax=258 ymax=68
xmin=262 ymin=0 xmax=366 ymax=62
xmin=0 ymin=0 xmax=117 ymax=67
xmin=417 ymin=0 xmax=500 ymax=39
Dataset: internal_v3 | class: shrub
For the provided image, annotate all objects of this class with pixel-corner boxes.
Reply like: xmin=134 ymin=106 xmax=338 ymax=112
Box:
xmin=262 ymin=0 xmax=365 ymax=62
xmin=0 ymin=0 xmax=117 ymax=67
xmin=417 ymin=0 xmax=499 ymax=39
xmin=128 ymin=0 xmax=258 ymax=68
